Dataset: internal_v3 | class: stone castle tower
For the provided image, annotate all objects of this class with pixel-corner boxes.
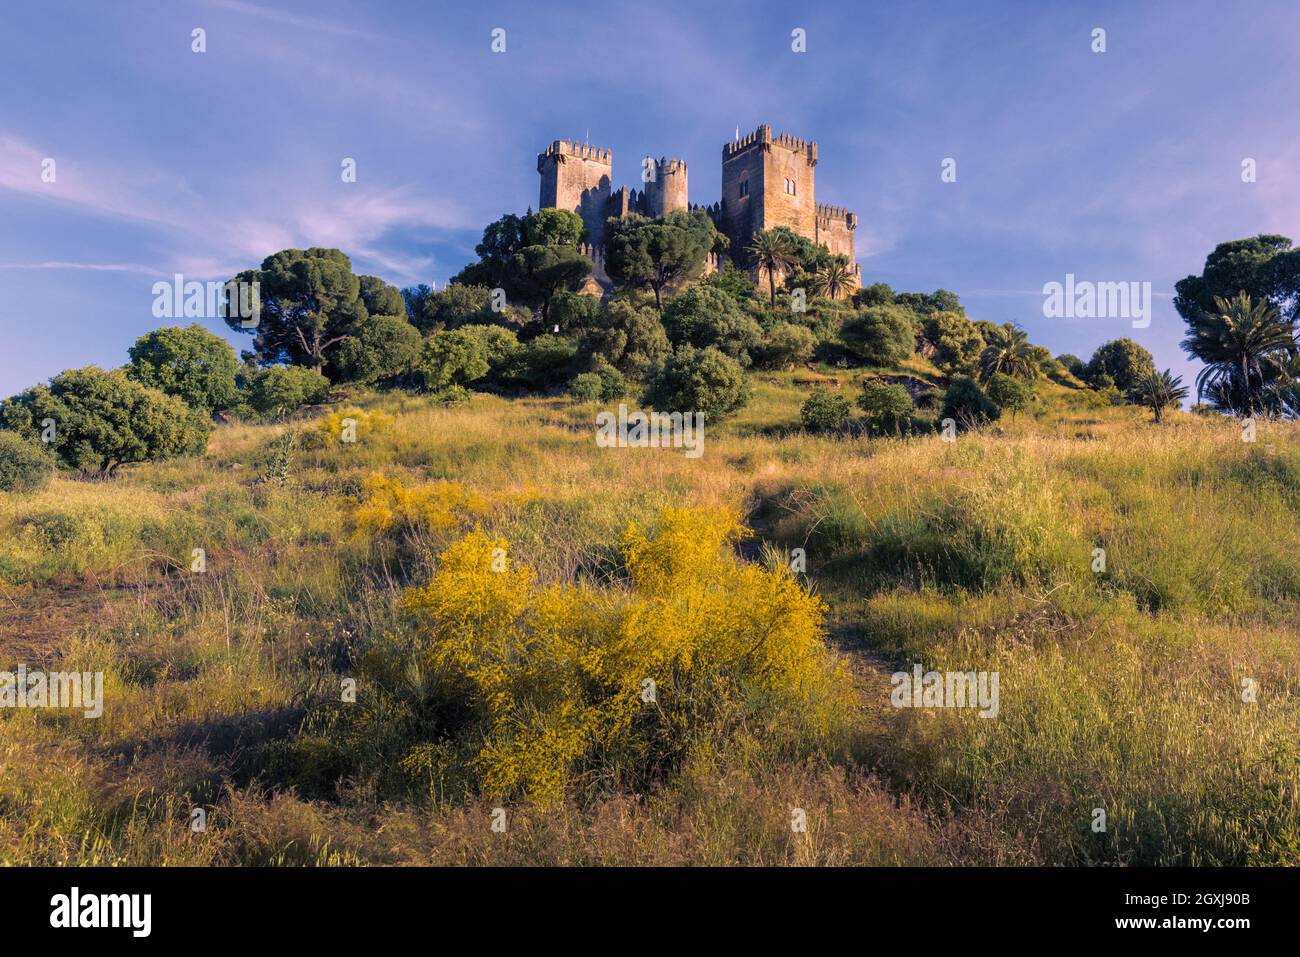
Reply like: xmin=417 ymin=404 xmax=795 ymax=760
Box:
xmin=538 ymin=125 xmax=858 ymax=283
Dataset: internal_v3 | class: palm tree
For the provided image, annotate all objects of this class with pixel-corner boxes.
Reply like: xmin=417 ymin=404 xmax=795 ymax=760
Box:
xmin=978 ymin=323 xmax=1037 ymax=381
xmin=810 ymin=260 xmax=855 ymax=301
xmin=747 ymin=230 xmax=797 ymax=308
xmin=1132 ymin=369 xmax=1189 ymax=423
xmin=1181 ymin=292 xmax=1298 ymax=416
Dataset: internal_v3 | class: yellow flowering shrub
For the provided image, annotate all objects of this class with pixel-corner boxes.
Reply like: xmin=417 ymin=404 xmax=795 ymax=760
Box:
xmin=348 ymin=474 xmax=536 ymax=545
xmin=386 ymin=506 xmax=850 ymax=807
xmin=351 ymin=472 xmax=490 ymax=539
xmin=302 ymin=407 xmax=395 ymax=448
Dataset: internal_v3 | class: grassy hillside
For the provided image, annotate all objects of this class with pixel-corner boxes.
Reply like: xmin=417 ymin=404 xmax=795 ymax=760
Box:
xmin=1 ymin=373 xmax=1298 ymax=865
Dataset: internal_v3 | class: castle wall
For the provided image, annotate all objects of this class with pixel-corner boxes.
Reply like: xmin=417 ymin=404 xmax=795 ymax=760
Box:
xmin=815 ymin=204 xmax=857 ymax=264
xmin=537 ymin=140 xmax=613 ymax=246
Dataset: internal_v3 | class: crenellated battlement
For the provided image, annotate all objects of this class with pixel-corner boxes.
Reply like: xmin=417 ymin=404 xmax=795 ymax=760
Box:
xmin=539 ymin=140 xmax=613 ymax=165
xmin=649 ymin=156 xmax=687 ymax=175
xmin=724 ymin=125 xmax=817 ymax=165
xmin=816 ymin=203 xmax=858 ymax=229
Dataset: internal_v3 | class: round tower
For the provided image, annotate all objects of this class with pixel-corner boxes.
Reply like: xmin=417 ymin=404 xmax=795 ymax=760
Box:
xmin=645 ymin=157 xmax=689 ymax=217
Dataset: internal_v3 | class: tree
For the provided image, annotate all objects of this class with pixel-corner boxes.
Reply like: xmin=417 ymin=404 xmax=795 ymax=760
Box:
xmin=661 ymin=285 xmax=762 ymax=364
xmin=243 ymin=365 xmax=330 ymax=417
xmin=896 ymin=289 xmax=964 ymax=317
xmin=452 ymin=208 xmax=589 ymax=303
xmin=358 ymin=275 xmax=405 ymax=318
xmin=605 ymin=217 xmax=707 ymax=310
xmin=980 ymin=323 xmax=1039 ymax=382
xmin=840 ymin=305 xmax=915 ymax=366
xmin=1174 ymin=234 xmax=1300 ymax=326
xmin=1085 ymin=337 xmax=1156 ymax=396
xmin=922 ymin=311 xmax=984 ymax=376
xmin=126 ymin=324 xmax=239 ymax=413
xmin=985 ymin=372 xmax=1033 ymax=417
xmin=401 ymin=283 xmax=433 ymax=327
xmin=0 ymin=366 xmax=210 ymax=474
xmin=747 ymin=230 xmax=798 ymax=308
xmin=411 ymin=283 xmax=503 ymax=333
xmin=801 ymin=388 xmax=850 ymax=432
xmin=1132 ymin=369 xmax=1190 ymax=423
xmin=417 ymin=330 xmax=490 ymax=392
xmin=522 ymin=207 xmax=587 ymax=247
xmin=505 ymin=244 xmax=593 ymax=324
xmin=810 ymin=261 xmax=856 ymax=301
xmin=644 ymin=345 xmax=751 ymax=420
xmin=226 ymin=247 xmax=367 ymax=374
xmin=857 ymin=379 xmax=914 ymax=434
xmin=331 ymin=314 xmax=423 ymax=385
xmin=854 ymin=282 xmax=896 ymax=308
xmin=1181 ymin=292 xmax=1297 ymax=416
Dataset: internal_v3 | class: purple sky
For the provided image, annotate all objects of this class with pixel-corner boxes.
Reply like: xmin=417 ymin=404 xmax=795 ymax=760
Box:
xmin=3 ymin=0 xmax=1299 ymax=394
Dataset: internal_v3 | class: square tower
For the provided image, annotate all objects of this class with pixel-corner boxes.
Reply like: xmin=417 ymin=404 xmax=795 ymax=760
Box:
xmin=720 ymin=125 xmax=818 ymax=264
xmin=537 ymin=140 xmax=613 ymax=245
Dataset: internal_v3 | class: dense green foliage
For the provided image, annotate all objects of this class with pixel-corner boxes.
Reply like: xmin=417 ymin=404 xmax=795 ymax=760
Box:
xmin=0 ymin=366 xmax=210 ymax=473
xmin=645 ymin=345 xmax=751 ymax=420
xmin=0 ymin=430 xmax=55 ymax=492
xmin=126 ymin=324 xmax=239 ymax=413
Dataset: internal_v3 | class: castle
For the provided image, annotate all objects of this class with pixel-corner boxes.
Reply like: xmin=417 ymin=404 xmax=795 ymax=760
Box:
xmin=537 ymin=124 xmax=859 ymax=288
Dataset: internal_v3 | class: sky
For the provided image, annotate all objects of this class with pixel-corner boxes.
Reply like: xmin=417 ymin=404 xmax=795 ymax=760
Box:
xmin=3 ymin=0 xmax=1300 ymax=395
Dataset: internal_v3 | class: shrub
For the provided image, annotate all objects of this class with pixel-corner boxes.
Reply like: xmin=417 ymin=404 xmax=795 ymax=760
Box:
xmin=940 ymin=376 xmax=1001 ymax=428
xmin=800 ymin=388 xmax=851 ymax=432
xmin=351 ymin=473 xmax=489 ymax=541
xmin=661 ymin=286 xmax=762 ymax=365
xmin=1085 ymin=338 xmax=1156 ymax=396
xmin=1056 ymin=353 xmax=1086 ymax=378
xmin=580 ymin=300 xmax=671 ymax=377
xmin=0 ymin=366 xmax=211 ymax=474
xmin=755 ymin=322 xmax=817 ymax=370
xmin=644 ymin=345 xmax=751 ymax=421
xmin=460 ymin=324 xmax=521 ymax=377
xmin=331 ymin=314 xmax=422 ymax=385
xmin=839 ymin=305 xmax=915 ymax=366
xmin=0 ymin=431 xmax=54 ymax=492
xmin=417 ymin=329 xmax=490 ymax=392
xmin=985 ymin=372 xmax=1033 ymax=417
xmin=857 ymin=379 xmax=915 ymax=434
xmin=126 ymin=324 xmax=239 ymax=413
xmin=922 ymin=311 xmax=984 ymax=376
xmin=244 ymin=365 xmax=331 ymax=417
xmin=588 ymin=357 xmax=627 ymax=401
xmin=499 ymin=334 xmax=578 ymax=391
xmin=569 ymin=373 xmax=602 ymax=402
xmin=337 ymin=507 xmax=849 ymax=806
xmin=303 ymin=407 xmax=395 ymax=448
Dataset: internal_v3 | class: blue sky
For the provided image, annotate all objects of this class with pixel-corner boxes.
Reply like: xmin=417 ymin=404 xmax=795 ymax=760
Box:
xmin=3 ymin=0 xmax=1299 ymax=395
